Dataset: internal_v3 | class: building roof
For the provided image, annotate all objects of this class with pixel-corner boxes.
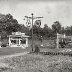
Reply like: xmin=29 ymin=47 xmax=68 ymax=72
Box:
xmin=9 ymin=32 xmax=29 ymax=38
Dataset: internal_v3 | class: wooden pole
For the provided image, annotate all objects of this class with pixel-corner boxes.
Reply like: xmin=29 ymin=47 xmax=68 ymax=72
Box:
xmin=31 ymin=13 xmax=33 ymax=52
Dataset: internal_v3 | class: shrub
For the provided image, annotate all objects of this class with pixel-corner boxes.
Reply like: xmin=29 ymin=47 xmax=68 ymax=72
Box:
xmin=34 ymin=45 xmax=40 ymax=53
xmin=1 ymin=43 xmax=7 ymax=47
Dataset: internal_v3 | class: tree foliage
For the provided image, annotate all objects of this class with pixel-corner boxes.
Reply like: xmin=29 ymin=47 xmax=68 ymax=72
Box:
xmin=0 ymin=13 xmax=21 ymax=38
xmin=64 ymin=26 xmax=72 ymax=36
xmin=52 ymin=21 xmax=61 ymax=34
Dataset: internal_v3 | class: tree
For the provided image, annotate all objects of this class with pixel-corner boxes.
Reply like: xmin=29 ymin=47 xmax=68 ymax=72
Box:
xmin=19 ymin=24 xmax=30 ymax=36
xmin=61 ymin=27 xmax=65 ymax=34
xmin=52 ymin=21 xmax=61 ymax=34
xmin=43 ymin=24 xmax=52 ymax=38
xmin=30 ymin=25 xmax=42 ymax=36
xmin=65 ymin=26 xmax=72 ymax=36
xmin=1 ymin=30 xmax=7 ymax=39
xmin=43 ymin=24 xmax=49 ymax=36
xmin=0 ymin=13 xmax=21 ymax=39
xmin=0 ymin=13 xmax=20 ymax=35
xmin=70 ymin=26 xmax=72 ymax=35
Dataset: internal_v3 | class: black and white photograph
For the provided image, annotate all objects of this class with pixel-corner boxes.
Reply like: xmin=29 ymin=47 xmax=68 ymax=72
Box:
xmin=0 ymin=0 xmax=72 ymax=72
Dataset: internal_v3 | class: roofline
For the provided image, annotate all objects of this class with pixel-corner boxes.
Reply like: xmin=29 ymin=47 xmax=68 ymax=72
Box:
xmin=9 ymin=35 xmax=30 ymax=38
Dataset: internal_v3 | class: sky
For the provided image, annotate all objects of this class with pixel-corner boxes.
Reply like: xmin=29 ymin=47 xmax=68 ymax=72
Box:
xmin=0 ymin=0 xmax=72 ymax=27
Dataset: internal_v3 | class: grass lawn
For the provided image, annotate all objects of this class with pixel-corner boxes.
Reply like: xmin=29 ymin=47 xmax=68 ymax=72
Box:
xmin=0 ymin=53 xmax=72 ymax=72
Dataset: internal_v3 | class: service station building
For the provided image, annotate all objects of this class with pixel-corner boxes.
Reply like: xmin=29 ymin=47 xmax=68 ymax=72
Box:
xmin=9 ymin=32 xmax=29 ymax=48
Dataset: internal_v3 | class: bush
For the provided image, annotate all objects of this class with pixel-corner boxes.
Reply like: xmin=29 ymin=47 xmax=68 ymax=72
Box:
xmin=1 ymin=43 xmax=7 ymax=47
xmin=34 ymin=45 xmax=40 ymax=53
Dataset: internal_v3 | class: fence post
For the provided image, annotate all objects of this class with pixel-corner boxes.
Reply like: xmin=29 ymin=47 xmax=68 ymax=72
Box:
xmin=64 ymin=34 xmax=66 ymax=38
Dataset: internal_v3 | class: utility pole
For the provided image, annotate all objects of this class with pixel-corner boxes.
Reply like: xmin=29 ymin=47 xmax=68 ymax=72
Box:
xmin=24 ymin=13 xmax=43 ymax=52
xmin=31 ymin=13 xmax=33 ymax=52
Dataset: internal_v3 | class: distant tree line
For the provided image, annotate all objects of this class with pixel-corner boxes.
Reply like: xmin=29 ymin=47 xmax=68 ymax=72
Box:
xmin=0 ymin=13 xmax=72 ymax=40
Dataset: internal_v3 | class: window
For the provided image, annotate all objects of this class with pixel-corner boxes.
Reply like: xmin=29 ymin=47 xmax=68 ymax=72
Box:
xmin=11 ymin=40 xmax=16 ymax=44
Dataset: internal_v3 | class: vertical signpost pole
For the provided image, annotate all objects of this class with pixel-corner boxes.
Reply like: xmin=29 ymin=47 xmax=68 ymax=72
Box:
xmin=31 ymin=13 xmax=33 ymax=52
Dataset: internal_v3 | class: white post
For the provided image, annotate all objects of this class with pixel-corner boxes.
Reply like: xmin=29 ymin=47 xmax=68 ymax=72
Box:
xmin=26 ymin=38 xmax=28 ymax=47
xmin=56 ymin=33 xmax=59 ymax=49
xmin=64 ymin=34 xmax=66 ymax=38
xmin=19 ymin=39 xmax=21 ymax=46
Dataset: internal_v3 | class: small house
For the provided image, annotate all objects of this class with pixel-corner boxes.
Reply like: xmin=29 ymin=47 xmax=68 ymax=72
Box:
xmin=9 ymin=32 xmax=29 ymax=48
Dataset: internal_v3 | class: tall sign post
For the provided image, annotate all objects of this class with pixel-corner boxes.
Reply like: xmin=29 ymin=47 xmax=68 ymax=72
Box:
xmin=31 ymin=13 xmax=33 ymax=51
xmin=24 ymin=13 xmax=43 ymax=52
